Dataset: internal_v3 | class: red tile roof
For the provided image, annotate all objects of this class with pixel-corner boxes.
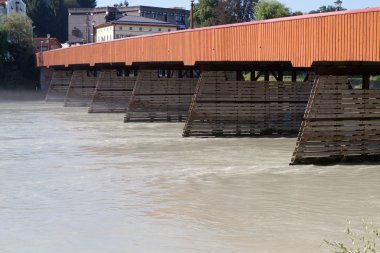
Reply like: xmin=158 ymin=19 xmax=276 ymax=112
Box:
xmin=33 ymin=38 xmax=62 ymax=51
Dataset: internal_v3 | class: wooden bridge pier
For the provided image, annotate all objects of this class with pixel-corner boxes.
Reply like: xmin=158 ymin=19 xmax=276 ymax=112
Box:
xmin=124 ymin=65 xmax=199 ymax=122
xmin=89 ymin=67 xmax=137 ymax=113
xmin=45 ymin=69 xmax=73 ymax=102
xmin=183 ymin=63 xmax=315 ymax=137
xmin=64 ymin=68 xmax=100 ymax=107
xmin=291 ymin=63 xmax=380 ymax=164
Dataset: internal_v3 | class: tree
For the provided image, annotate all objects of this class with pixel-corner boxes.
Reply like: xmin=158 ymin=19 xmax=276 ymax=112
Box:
xmin=309 ymin=5 xmax=346 ymax=14
xmin=254 ymin=0 xmax=291 ymax=20
xmin=0 ymin=13 xmax=37 ymax=86
xmin=2 ymin=13 xmax=33 ymax=45
xmin=0 ymin=29 xmax=9 ymax=79
xmin=117 ymin=0 xmax=128 ymax=7
xmin=225 ymin=0 xmax=258 ymax=22
xmin=194 ymin=0 xmax=257 ymax=27
xmin=25 ymin=0 xmax=50 ymax=37
xmin=47 ymin=0 xmax=82 ymax=43
xmin=77 ymin=0 xmax=96 ymax=8
xmin=193 ymin=0 xmax=219 ymax=27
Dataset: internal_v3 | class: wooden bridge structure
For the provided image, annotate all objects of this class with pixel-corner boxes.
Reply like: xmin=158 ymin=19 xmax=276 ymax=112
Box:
xmin=36 ymin=8 xmax=380 ymax=165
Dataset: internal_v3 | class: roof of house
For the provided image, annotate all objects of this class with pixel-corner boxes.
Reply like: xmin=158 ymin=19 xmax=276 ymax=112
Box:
xmin=33 ymin=37 xmax=62 ymax=49
xmin=96 ymin=15 xmax=177 ymax=28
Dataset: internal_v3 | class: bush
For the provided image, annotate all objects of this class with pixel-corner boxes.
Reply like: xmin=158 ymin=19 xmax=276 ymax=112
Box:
xmin=323 ymin=220 xmax=380 ymax=253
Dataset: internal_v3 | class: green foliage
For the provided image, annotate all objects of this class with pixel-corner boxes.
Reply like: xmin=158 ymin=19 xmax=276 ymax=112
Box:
xmin=0 ymin=13 xmax=38 ymax=88
xmin=323 ymin=221 xmax=380 ymax=253
xmin=76 ymin=0 xmax=96 ymax=8
xmin=25 ymin=0 xmax=50 ymax=37
xmin=26 ymin=0 xmax=96 ymax=42
xmin=254 ymin=0 xmax=291 ymax=20
xmin=193 ymin=0 xmax=219 ymax=27
xmin=2 ymin=13 xmax=33 ymax=45
xmin=194 ymin=0 xmax=258 ymax=27
xmin=309 ymin=5 xmax=347 ymax=14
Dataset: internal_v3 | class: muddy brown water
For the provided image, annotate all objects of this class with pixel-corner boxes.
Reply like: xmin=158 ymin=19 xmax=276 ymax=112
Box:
xmin=1 ymin=101 xmax=380 ymax=253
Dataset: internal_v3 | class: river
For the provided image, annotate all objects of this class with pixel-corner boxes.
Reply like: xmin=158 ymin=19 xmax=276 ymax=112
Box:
xmin=1 ymin=100 xmax=380 ymax=253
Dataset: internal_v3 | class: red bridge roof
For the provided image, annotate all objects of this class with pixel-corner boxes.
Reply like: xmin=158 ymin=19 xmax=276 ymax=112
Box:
xmin=36 ymin=8 xmax=380 ymax=68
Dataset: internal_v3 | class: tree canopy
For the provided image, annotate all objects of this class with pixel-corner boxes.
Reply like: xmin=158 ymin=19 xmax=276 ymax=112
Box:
xmin=0 ymin=13 xmax=37 ymax=87
xmin=194 ymin=0 xmax=258 ymax=27
xmin=25 ymin=0 xmax=97 ymax=42
xmin=254 ymin=0 xmax=291 ymax=20
xmin=308 ymin=5 xmax=347 ymax=14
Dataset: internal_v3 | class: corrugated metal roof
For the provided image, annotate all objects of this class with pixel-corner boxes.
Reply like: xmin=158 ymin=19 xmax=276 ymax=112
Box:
xmin=36 ymin=8 xmax=380 ymax=68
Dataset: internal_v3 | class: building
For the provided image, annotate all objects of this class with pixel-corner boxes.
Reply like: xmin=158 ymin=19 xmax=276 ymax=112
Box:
xmin=68 ymin=7 xmax=121 ymax=44
xmin=0 ymin=0 xmax=26 ymax=23
xmin=95 ymin=15 xmax=177 ymax=42
xmin=120 ymin=6 xmax=190 ymax=30
xmin=33 ymin=37 xmax=62 ymax=52
xmin=68 ymin=5 xmax=190 ymax=44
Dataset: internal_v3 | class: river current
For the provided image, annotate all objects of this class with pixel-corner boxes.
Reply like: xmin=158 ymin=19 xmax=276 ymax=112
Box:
xmin=1 ymin=101 xmax=380 ymax=253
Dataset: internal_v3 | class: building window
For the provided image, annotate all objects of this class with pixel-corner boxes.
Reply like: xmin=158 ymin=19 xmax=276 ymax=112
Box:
xmin=149 ymin=27 xmax=152 ymax=31
xmin=158 ymin=28 xmax=161 ymax=32
xmin=164 ymin=13 xmax=168 ymax=22
xmin=139 ymin=27 xmax=142 ymax=31
xmin=119 ymin=26 xmax=123 ymax=30
xmin=168 ymin=29 xmax=171 ymax=32
xmin=129 ymin=27 xmax=133 ymax=30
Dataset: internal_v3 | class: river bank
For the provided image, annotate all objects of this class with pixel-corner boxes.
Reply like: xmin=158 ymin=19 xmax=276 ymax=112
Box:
xmin=0 ymin=90 xmax=47 ymax=102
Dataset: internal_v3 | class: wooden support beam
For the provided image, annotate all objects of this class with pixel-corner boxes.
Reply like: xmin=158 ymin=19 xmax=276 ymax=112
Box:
xmin=292 ymin=70 xmax=297 ymax=82
xmin=264 ymin=71 xmax=270 ymax=81
xmin=363 ymin=75 xmax=370 ymax=90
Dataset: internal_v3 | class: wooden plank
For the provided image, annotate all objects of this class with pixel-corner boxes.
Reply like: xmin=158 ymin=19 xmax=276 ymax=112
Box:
xmin=125 ymin=70 xmax=198 ymax=122
xmin=183 ymin=71 xmax=314 ymax=137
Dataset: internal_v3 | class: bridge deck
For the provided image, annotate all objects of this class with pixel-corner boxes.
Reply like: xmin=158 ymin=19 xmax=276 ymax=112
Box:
xmin=36 ymin=8 xmax=380 ymax=68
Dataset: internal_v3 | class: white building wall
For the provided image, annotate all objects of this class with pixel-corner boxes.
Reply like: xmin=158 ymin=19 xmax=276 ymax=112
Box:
xmin=5 ymin=0 xmax=26 ymax=16
xmin=96 ymin=24 xmax=177 ymax=42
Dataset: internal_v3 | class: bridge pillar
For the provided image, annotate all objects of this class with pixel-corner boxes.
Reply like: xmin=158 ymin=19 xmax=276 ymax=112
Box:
xmin=124 ymin=69 xmax=198 ymax=122
xmin=45 ymin=69 xmax=73 ymax=102
xmin=183 ymin=70 xmax=314 ymax=137
xmin=291 ymin=75 xmax=380 ymax=164
xmin=64 ymin=69 xmax=100 ymax=107
xmin=89 ymin=69 xmax=137 ymax=113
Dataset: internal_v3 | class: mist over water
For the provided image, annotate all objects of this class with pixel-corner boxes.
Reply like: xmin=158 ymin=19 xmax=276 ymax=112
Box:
xmin=1 ymin=101 xmax=380 ymax=253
